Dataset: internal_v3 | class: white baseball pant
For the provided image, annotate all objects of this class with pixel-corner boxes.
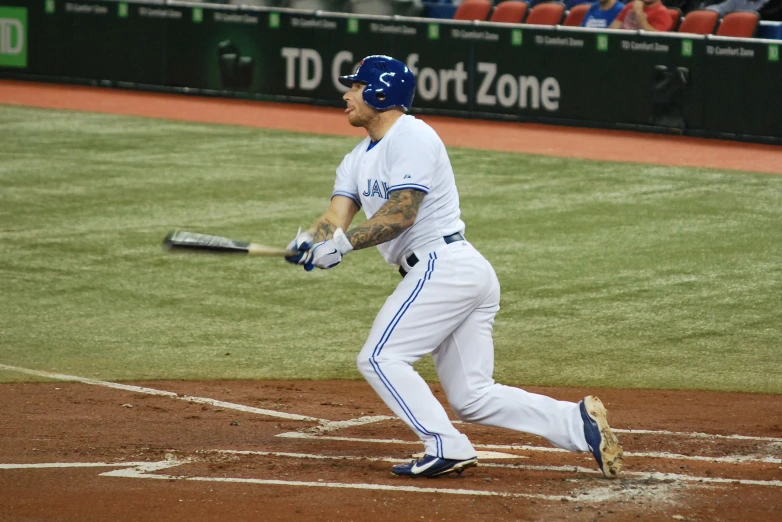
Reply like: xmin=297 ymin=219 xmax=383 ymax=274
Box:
xmin=357 ymin=240 xmax=589 ymax=460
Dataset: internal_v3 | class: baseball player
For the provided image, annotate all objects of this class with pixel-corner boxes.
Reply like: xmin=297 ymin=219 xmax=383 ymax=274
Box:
xmin=285 ymin=55 xmax=624 ymax=479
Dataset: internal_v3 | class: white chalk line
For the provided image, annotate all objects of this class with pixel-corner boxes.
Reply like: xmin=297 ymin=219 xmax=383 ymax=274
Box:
xmin=2 ymin=363 xmax=780 ymax=447
xmin=313 ymin=415 xmax=396 ymax=433
xmin=612 ymin=428 xmax=782 ymax=443
xmin=450 ymin=421 xmax=782 ymax=443
xmin=105 ymin=468 xmax=576 ymax=501
xmin=627 ymin=450 xmax=782 ymax=464
xmin=478 ymin=463 xmax=782 ymax=487
xmin=0 ymin=363 xmax=322 ymax=423
xmin=0 ymin=364 xmax=394 ymax=429
xmin=275 ymin=432 xmax=782 ymax=465
xmin=0 ymin=461 xmax=153 ymax=470
xmin=96 ymin=457 xmax=665 ymax=503
xmin=210 ymin=448 xmax=523 ymax=461
xmin=4 ymin=449 xmax=778 ymax=504
xmin=205 ymin=449 xmax=782 ymax=487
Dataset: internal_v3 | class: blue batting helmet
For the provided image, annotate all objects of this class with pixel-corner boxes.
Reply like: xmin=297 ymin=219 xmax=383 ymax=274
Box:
xmin=339 ymin=55 xmax=416 ymax=112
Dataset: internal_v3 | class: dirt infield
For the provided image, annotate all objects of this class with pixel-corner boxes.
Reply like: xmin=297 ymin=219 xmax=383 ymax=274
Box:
xmin=0 ymin=373 xmax=780 ymax=521
xmin=1 ymin=80 xmax=780 ymax=174
xmin=1 ymin=81 xmax=781 ymax=521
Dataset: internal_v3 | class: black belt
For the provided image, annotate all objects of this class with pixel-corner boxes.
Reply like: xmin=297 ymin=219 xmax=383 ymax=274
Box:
xmin=398 ymin=232 xmax=464 ymax=278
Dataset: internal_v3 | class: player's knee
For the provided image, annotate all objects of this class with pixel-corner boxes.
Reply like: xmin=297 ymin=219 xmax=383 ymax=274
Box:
xmin=357 ymin=352 xmax=401 ymax=380
xmin=450 ymin=403 xmax=476 ymax=422
xmin=448 ymin=394 xmax=486 ymax=423
xmin=356 ymin=352 xmax=374 ymax=378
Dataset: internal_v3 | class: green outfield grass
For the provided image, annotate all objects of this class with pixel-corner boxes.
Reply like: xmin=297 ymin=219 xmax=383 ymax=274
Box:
xmin=1 ymin=105 xmax=780 ymax=393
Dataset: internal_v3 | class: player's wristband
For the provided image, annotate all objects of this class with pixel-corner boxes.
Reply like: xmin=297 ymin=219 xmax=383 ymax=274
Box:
xmin=333 ymin=228 xmax=354 ymax=255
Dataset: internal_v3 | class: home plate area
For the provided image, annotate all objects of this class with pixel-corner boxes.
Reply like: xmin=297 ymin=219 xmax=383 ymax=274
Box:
xmin=104 ymin=411 xmax=782 ymax=504
xmin=1 ymin=375 xmax=781 ymax=520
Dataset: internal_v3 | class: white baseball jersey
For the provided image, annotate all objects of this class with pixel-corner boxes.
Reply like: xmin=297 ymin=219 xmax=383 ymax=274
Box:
xmin=332 ymin=115 xmax=465 ymax=266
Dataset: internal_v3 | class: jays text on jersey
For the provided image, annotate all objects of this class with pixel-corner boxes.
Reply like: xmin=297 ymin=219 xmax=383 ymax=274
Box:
xmin=332 ymin=114 xmax=466 ymax=266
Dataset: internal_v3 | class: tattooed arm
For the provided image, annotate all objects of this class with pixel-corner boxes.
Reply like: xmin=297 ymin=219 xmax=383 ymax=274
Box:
xmin=290 ymin=189 xmax=424 ymax=270
xmin=345 ymin=189 xmax=425 ymax=251
xmin=307 ymin=195 xmax=361 ymax=242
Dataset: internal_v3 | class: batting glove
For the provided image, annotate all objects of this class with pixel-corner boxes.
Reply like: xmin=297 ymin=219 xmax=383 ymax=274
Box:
xmin=284 ymin=227 xmax=315 ymax=270
xmin=306 ymin=228 xmax=354 ymax=270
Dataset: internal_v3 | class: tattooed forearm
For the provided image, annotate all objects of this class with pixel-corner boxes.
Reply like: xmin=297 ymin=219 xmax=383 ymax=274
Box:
xmin=346 ymin=189 xmax=425 ymax=250
xmin=311 ymin=218 xmax=338 ymax=242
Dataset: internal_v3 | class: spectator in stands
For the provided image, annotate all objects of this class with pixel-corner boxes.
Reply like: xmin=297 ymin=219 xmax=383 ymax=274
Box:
xmin=567 ymin=0 xmax=594 ymax=9
xmin=703 ymin=0 xmax=769 ymax=16
xmin=695 ymin=0 xmax=782 ymax=19
xmin=609 ymin=0 xmax=675 ymax=30
xmin=661 ymin=0 xmax=701 ymax=16
xmin=581 ymin=0 xmax=626 ymax=27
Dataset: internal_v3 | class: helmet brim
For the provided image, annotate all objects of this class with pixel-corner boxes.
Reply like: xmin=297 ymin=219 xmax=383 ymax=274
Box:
xmin=338 ymin=75 xmax=365 ymax=88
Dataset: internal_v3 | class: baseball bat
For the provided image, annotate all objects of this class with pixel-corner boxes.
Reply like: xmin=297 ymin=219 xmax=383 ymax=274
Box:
xmin=162 ymin=230 xmax=288 ymax=257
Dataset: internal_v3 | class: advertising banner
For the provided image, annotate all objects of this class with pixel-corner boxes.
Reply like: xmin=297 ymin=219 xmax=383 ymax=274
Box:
xmin=0 ymin=0 xmax=778 ymax=141
xmin=697 ymin=39 xmax=782 ymax=137
xmin=0 ymin=6 xmax=26 ymax=68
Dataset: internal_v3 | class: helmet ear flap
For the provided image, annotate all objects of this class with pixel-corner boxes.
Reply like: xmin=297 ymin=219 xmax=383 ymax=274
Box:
xmin=362 ymin=85 xmax=392 ymax=111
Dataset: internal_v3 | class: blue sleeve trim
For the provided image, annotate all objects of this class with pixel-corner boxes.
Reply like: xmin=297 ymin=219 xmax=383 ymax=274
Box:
xmin=388 ymin=184 xmax=430 ymax=194
xmin=332 ymin=191 xmax=362 ymax=208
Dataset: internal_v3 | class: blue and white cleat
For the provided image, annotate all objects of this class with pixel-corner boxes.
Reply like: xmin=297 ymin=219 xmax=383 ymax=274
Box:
xmin=580 ymin=395 xmax=624 ymax=478
xmin=392 ymin=454 xmax=478 ymax=478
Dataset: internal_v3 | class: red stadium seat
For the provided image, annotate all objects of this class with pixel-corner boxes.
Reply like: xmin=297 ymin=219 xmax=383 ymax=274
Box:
xmin=716 ymin=11 xmax=760 ymax=37
xmin=677 ymin=10 xmax=719 ymax=35
xmin=490 ymin=1 xmax=528 ymax=23
xmin=563 ymin=3 xmax=590 ymax=27
xmin=525 ymin=2 xmax=566 ymax=25
xmin=667 ymin=7 xmax=683 ymax=31
xmin=453 ymin=0 xmax=493 ymax=21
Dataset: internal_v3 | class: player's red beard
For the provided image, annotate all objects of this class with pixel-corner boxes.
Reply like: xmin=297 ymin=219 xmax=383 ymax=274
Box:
xmin=345 ymin=106 xmax=363 ymax=127
xmin=343 ymin=82 xmax=380 ymax=129
xmin=346 ymin=103 xmax=378 ymax=129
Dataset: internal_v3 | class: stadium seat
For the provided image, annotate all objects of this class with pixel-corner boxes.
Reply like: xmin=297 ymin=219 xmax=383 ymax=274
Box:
xmin=525 ymin=1 xmax=566 ymax=25
xmin=677 ymin=9 xmax=719 ymax=34
xmin=453 ymin=0 xmax=493 ymax=21
xmin=562 ymin=3 xmax=590 ymax=26
xmin=490 ymin=0 xmax=529 ymax=23
xmin=667 ymin=7 xmax=683 ymax=31
xmin=716 ymin=11 xmax=761 ymax=37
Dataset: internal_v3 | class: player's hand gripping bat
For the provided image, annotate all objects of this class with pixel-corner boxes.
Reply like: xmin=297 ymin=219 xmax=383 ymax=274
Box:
xmin=162 ymin=230 xmax=288 ymax=257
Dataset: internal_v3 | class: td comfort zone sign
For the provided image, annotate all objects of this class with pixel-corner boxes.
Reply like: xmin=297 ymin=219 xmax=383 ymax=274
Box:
xmin=0 ymin=7 xmax=26 ymax=68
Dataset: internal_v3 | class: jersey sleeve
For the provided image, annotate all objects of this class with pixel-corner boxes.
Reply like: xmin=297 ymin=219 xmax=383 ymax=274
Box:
xmin=581 ymin=5 xmax=596 ymax=26
xmin=332 ymin=152 xmax=361 ymax=208
xmin=647 ymin=7 xmax=674 ymax=30
xmin=615 ymin=3 xmax=631 ymax=21
xmin=386 ymin=128 xmax=438 ymax=195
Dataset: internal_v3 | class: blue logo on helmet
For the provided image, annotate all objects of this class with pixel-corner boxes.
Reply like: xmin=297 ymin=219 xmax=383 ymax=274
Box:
xmin=339 ymin=55 xmax=416 ymax=112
